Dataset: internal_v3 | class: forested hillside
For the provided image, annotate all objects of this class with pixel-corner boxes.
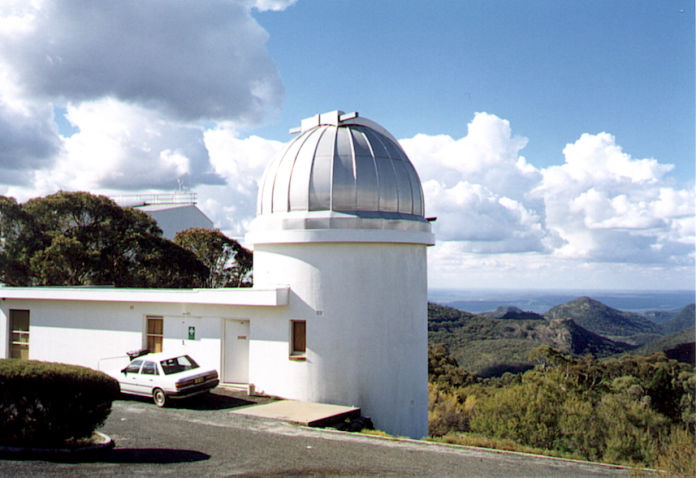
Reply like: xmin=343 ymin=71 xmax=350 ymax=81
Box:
xmin=545 ymin=296 xmax=662 ymax=344
xmin=429 ymin=302 xmax=636 ymax=376
xmin=428 ymin=344 xmax=695 ymax=473
xmin=429 ymin=297 xmax=695 ymax=376
xmin=427 ymin=296 xmax=695 ymax=472
xmin=661 ymin=304 xmax=696 ymax=335
xmin=635 ymin=327 xmax=696 ymax=363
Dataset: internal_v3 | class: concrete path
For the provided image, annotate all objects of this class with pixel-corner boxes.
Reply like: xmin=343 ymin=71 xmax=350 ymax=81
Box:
xmin=230 ymin=399 xmax=360 ymax=427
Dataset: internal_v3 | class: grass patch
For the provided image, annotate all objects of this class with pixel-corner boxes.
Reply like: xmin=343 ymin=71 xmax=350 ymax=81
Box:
xmin=359 ymin=429 xmax=393 ymax=438
xmin=426 ymin=432 xmax=584 ymax=461
xmin=358 ymin=429 xmax=411 ymax=440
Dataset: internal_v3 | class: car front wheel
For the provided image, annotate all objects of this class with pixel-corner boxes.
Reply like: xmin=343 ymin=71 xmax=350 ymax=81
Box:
xmin=153 ymin=388 xmax=167 ymax=407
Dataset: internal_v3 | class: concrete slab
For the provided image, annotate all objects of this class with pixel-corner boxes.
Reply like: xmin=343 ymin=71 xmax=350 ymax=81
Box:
xmin=230 ymin=399 xmax=360 ymax=427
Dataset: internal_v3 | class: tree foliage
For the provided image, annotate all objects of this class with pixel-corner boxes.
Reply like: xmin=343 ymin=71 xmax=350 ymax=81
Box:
xmin=174 ymin=227 xmax=252 ymax=287
xmin=0 ymin=192 xmax=209 ymax=287
xmin=0 ymin=196 xmax=41 ymax=286
xmin=428 ymin=343 xmax=696 ymax=471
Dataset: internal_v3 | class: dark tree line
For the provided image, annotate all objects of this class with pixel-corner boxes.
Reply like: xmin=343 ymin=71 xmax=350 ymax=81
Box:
xmin=0 ymin=191 xmax=251 ymax=288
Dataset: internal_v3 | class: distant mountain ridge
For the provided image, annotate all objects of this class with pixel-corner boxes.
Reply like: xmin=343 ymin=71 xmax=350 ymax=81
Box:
xmin=428 ymin=302 xmax=636 ymax=376
xmin=428 ymin=296 xmax=696 ymax=376
xmin=545 ymin=296 xmax=662 ymax=343
xmin=480 ymin=306 xmax=544 ymax=320
xmin=432 ymin=289 xmax=695 ymax=314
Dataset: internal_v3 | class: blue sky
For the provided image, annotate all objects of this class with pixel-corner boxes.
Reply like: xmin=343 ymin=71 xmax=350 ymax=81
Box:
xmin=251 ymin=1 xmax=694 ymax=182
xmin=0 ymin=1 xmax=693 ymax=290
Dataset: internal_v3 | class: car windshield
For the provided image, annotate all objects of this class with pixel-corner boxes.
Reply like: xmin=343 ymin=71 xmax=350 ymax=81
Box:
xmin=159 ymin=355 xmax=200 ymax=375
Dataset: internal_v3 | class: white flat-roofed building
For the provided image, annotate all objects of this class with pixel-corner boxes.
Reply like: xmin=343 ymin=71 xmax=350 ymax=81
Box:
xmin=0 ymin=111 xmax=434 ymax=439
xmin=114 ymin=192 xmax=215 ymax=239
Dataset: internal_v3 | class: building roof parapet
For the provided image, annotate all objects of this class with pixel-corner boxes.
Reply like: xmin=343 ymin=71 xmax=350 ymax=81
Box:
xmin=0 ymin=286 xmax=289 ymax=307
xmin=112 ymin=192 xmax=198 ymax=207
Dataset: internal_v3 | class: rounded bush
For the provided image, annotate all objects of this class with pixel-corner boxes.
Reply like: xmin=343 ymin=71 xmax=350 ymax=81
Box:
xmin=0 ymin=359 xmax=120 ymax=447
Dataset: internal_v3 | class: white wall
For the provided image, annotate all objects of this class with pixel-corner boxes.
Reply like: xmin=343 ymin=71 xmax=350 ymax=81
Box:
xmin=0 ymin=299 xmax=270 ymax=377
xmin=253 ymin=241 xmax=429 ymax=439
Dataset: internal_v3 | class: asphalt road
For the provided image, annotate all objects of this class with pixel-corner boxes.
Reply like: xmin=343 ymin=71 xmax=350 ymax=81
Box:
xmin=0 ymin=392 xmax=633 ymax=477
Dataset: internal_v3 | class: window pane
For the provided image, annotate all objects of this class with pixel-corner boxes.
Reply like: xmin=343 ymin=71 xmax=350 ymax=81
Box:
xmin=126 ymin=360 xmax=142 ymax=373
xmin=292 ymin=321 xmax=306 ymax=353
xmin=9 ymin=310 xmax=30 ymax=360
xmin=10 ymin=310 xmax=30 ymax=331
xmin=10 ymin=344 xmax=28 ymax=360
xmin=160 ymin=355 xmax=199 ymax=375
xmin=142 ymin=361 xmax=157 ymax=375
xmin=147 ymin=335 xmax=162 ymax=353
xmin=147 ymin=318 xmax=163 ymax=334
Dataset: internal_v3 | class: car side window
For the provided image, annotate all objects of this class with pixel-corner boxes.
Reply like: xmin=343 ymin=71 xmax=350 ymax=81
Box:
xmin=142 ymin=361 xmax=158 ymax=375
xmin=126 ymin=359 xmax=143 ymax=374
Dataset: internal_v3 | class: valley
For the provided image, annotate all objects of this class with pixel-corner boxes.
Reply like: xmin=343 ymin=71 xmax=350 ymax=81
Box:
xmin=428 ymin=296 xmax=695 ymax=376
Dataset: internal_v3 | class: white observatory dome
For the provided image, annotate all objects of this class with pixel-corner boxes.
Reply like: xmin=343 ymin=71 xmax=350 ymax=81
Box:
xmin=255 ymin=111 xmax=431 ymax=234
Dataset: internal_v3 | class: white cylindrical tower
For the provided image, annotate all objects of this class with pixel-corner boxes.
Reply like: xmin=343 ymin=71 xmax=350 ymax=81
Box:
xmin=247 ymin=111 xmax=434 ymax=439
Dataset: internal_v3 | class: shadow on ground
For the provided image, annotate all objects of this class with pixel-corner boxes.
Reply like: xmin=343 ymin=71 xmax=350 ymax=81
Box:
xmin=170 ymin=391 xmax=256 ymax=410
xmin=118 ymin=388 xmax=273 ymax=411
xmin=0 ymin=447 xmax=210 ymax=464
xmin=98 ymin=448 xmax=210 ymax=464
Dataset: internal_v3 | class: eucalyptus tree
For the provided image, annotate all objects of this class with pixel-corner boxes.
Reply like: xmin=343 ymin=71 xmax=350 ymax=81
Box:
xmin=174 ymin=227 xmax=252 ymax=288
xmin=0 ymin=192 xmax=208 ymax=287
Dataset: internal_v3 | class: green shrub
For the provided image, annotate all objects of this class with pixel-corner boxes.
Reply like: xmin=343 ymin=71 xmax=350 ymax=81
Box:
xmin=429 ymin=385 xmax=465 ymax=436
xmin=656 ymin=426 xmax=696 ymax=477
xmin=0 ymin=359 xmax=120 ymax=446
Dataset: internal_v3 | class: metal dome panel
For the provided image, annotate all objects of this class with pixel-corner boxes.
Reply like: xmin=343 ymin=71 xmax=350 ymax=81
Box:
xmin=257 ymin=111 xmax=426 ymax=223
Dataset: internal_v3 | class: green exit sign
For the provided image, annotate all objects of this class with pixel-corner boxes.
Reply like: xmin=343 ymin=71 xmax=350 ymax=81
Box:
xmin=187 ymin=326 xmax=196 ymax=340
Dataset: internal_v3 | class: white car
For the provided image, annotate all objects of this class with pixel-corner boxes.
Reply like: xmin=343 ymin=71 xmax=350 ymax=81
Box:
xmin=113 ymin=352 xmax=219 ymax=407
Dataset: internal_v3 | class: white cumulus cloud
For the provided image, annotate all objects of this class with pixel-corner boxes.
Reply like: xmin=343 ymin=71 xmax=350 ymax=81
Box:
xmin=0 ymin=0 xmax=284 ymax=193
xmin=31 ymin=99 xmax=224 ymax=192
xmin=0 ymin=0 xmax=283 ymax=123
xmin=400 ymin=113 xmax=694 ymax=286
xmin=536 ymin=132 xmax=694 ymax=264
xmin=199 ymin=125 xmax=286 ymax=237
xmin=401 ymin=113 xmax=548 ymax=252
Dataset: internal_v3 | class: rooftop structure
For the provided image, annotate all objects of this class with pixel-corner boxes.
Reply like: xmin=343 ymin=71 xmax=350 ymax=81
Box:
xmin=112 ymin=192 xmax=214 ymax=239
xmin=112 ymin=192 xmax=199 ymax=207
xmin=256 ymin=111 xmax=428 ymax=236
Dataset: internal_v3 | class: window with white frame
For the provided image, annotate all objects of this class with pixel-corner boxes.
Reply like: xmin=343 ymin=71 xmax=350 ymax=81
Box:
xmin=9 ymin=309 xmax=30 ymax=360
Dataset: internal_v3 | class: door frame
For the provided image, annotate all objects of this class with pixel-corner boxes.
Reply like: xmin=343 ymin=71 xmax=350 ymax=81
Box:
xmin=221 ymin=318 xmax=250 ymax=384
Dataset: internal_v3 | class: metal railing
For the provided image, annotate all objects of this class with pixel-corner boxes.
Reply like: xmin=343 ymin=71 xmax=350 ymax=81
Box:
xmin=112 ymin=192 xmax=197 ymax=207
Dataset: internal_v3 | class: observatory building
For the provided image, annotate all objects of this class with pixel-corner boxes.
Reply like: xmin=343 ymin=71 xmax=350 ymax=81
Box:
xmin=250 ymin=111 xmax=434 ymax=437
xmin=0 ymin=111 xmax=434 ymax=438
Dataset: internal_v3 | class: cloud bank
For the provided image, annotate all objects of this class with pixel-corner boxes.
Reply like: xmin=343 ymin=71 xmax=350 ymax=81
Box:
xmin=0 ymin=0 xmax=285 ymax=196
xmin=401 ymin=113 xmax=694 ymax=266
xmin=399 ymin=113 xmax=694 ymax=289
